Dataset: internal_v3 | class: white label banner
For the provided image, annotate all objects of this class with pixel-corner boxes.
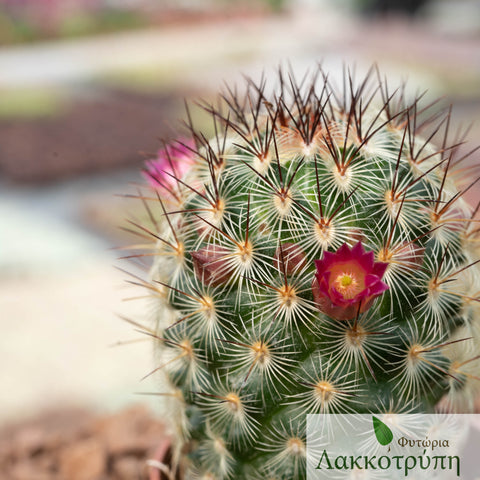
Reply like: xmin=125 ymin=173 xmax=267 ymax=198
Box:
xmin=307 ymin=414 xmax=480 ymax=479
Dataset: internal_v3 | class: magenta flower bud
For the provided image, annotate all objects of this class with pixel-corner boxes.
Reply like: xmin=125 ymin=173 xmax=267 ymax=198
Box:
xmin=273 ymin=243 xmax=307 ymax=275
xmin=191 ymin=245 xmax=231 ymax=286
xmin=143 ymin=140 xmax=195 ymax=190
xmin=312 ymin=242 xmax=389 ymax=321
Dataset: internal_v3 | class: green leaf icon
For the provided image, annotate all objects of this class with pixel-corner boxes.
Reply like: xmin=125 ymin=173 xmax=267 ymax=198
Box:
xmin=372 ymin=416 xmax=393 ymax=446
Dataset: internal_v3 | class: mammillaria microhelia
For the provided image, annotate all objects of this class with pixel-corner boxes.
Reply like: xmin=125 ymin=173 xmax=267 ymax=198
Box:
xmin=313 ymin=241 xmax=389 ymax=320
xmin=124 ymin=66 xmax=480 ymax=479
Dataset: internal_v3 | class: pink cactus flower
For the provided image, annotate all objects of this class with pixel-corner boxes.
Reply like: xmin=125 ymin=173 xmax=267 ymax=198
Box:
xmin=143 ymin=140 xmax=195 ymax=191
xmin=312 ymin=242 xmax=389 ymax=321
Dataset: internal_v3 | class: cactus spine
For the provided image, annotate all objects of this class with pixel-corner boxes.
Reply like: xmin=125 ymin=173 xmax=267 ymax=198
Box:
xmin=125 ymin=66 xmax=480 ymax=479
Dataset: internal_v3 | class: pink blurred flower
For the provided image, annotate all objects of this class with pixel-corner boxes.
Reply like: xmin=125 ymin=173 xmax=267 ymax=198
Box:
xmin=312 ymin=242 xmax=389 ymax=321
xmin=143 ymin=140 xmax=195 ymax=191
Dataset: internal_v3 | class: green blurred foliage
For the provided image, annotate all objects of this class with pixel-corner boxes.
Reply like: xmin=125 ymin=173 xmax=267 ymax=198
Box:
xmin=0 ymin=0 xmax=287 ymax=46
xmin=0 ymin=88 xmax=64 ymax=118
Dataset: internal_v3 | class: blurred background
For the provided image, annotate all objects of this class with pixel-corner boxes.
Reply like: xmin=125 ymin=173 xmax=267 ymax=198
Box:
xmin=0 ymin=0 xmax=479 ymax=475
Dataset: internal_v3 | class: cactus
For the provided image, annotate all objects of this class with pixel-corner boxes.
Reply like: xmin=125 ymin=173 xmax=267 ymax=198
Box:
xmin=125 ymin=66 xmax=480 ymax=480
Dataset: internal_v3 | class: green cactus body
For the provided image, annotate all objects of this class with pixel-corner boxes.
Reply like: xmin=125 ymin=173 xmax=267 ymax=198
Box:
xmin=127 ymin=67 xmax=480 ymax=480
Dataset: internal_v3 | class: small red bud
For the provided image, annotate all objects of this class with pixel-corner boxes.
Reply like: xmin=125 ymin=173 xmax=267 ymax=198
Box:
xmin=191 ymin=245 xmax=231 ymax=286
xmin=348 ymin=228 xmax=365 ymax=244
xmin=273 ymin=243 xmax=307 ymax=275
xmin=394 ymin=242 xmax=425 ymax=270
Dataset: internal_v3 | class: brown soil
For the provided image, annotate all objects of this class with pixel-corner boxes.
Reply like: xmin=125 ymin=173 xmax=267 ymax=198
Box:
xmin=0 ymin=405 xmax=167 ymax=480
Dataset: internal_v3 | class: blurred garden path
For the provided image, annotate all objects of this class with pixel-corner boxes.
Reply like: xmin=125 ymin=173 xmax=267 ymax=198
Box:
xmin=0 ymin=10 xmax=345 ymax=88
xmin=1 ymin=7 xmax=478 ymax=139
xmin=0 ymin=7 xmax=478 ymax=89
